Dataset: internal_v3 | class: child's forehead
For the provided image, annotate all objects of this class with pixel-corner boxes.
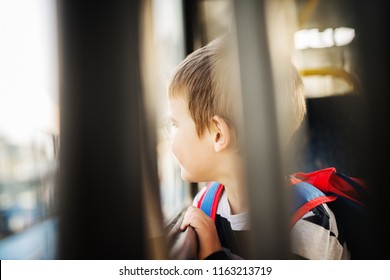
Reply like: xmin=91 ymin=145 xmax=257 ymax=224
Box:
xmin=168 ymin=96 xmax=190 ymax=114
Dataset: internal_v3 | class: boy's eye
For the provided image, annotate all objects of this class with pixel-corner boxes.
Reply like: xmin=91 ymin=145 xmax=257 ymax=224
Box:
xmin=161 ymin=119 xmax=177 ymax=138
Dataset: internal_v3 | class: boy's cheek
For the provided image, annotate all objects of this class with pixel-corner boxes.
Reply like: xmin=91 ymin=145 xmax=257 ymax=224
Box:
xmin=170 ymin=138 xmax=180 ymax=160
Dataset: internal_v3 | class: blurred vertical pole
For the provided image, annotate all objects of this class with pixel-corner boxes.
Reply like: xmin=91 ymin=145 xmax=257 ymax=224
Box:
xmin=139 ymin=0 xmax=168 ymax=259
xmin=233 ymin=0 xmax=290 ymax=259
xmin=57 ymin=0 xmax=148 ymax=259
xmin=354 ymin=0 xmax=390 ymax=258
xmin=182 ymin=0 xmax=203 ymax=199
xmin=182 ymin=0 xmax=202 ymax=54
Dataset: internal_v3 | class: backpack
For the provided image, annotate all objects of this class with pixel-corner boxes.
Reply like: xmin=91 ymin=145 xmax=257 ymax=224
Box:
xmin=197 ymin=167 xmax=370 ymax=259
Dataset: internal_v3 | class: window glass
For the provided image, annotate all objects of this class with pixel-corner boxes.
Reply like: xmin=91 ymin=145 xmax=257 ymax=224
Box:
xmin=0 ymin=0 xmax=59 ymax=259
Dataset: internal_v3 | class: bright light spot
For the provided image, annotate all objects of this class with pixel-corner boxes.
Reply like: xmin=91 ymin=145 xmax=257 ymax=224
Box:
xmin=321 ymin=28 xmax=334 ymax=48
xmin=334 ymin=27 xmax=355 ymax=46
xmin=294 ymin=27 xmax=355 ymax=50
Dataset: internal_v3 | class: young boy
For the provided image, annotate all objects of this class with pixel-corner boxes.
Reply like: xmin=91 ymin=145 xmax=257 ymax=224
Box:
xmin=167 ymin=36 xmax=349 ymax=259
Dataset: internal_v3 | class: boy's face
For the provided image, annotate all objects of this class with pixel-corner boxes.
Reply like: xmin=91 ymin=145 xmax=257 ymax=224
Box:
xmin=168 ymin=96 xmax=216 ymax=183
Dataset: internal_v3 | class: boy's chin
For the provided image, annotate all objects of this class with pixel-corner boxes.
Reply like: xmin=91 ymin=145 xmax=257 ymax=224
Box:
xmin=180 ymin=174 xmax=191 ymax=183
xmin=180 ymin=170 xmax=195 ymax=183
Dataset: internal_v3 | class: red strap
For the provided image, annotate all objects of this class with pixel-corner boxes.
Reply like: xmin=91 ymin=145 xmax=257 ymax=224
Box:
xmin=290 ymin=167 xmax=367 ymax=208
xmin=210 ymin=184 xmax=224 ymax=221
xmin=291 ymin=167 xmax=335 ymax=192
xmin=290 ymin=195 xmax=337 ymax=228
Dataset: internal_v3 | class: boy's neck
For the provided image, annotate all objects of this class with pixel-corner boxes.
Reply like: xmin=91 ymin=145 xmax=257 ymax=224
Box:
xmin=218 ymin=159 xmax=248 ymax=215
xmin=224 ymin=185 xmax=248 ymax=215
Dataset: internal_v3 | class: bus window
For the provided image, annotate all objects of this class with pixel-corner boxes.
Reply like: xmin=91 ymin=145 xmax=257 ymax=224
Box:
xmin=0 ymin=0 xmax=59 ymax=259
xmin=145 ymin=0 xmax=192 ymax=224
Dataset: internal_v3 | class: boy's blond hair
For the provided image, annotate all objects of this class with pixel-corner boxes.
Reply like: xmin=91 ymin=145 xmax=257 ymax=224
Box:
xmin=283 ymin=64 xmax=307 ymax=140
xmin=168 ymin=36 xmax=241 ymax=137
xmin=168 ymin=36 xmax=306 ymax=141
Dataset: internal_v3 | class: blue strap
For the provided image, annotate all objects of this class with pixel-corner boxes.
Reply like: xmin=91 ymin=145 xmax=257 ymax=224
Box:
xmin=291 ymin=182 xmax=327 ymax=214
xmin=199 ymin=181 xmax=221 ymax=217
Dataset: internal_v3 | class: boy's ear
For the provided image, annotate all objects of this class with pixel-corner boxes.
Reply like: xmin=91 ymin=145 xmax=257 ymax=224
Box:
xmin=211 ymin=116 xmax=231 ymax=152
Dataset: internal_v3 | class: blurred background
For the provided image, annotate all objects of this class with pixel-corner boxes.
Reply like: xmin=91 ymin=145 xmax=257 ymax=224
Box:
xmin=0 ymin=0 xmax=59 ymax=259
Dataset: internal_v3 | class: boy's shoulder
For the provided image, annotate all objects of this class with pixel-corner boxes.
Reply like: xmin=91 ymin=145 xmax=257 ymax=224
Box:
xmin=289 ymin=167 xmax=369 ymax=259
xmin=291 ymin=203 xmax=350 ymax=259
xmin=196 ymin=168 xmax=369 ymax=259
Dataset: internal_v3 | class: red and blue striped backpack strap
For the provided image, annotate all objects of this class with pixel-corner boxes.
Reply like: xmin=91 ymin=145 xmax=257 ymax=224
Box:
xmin=288 ymin=167 xmax=368 ymax=227
xmin=197 ymin=181 xmax=224 ymax=221
xmin=289 ymin=168 xmax=338 ymax=227
xmin=289 ymin=181 xmax=337 ymax=228
xmin=290 ymin=166 xmax=368 ymax=204
xmin=289 ymin=167 xmax=369 ymax=258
